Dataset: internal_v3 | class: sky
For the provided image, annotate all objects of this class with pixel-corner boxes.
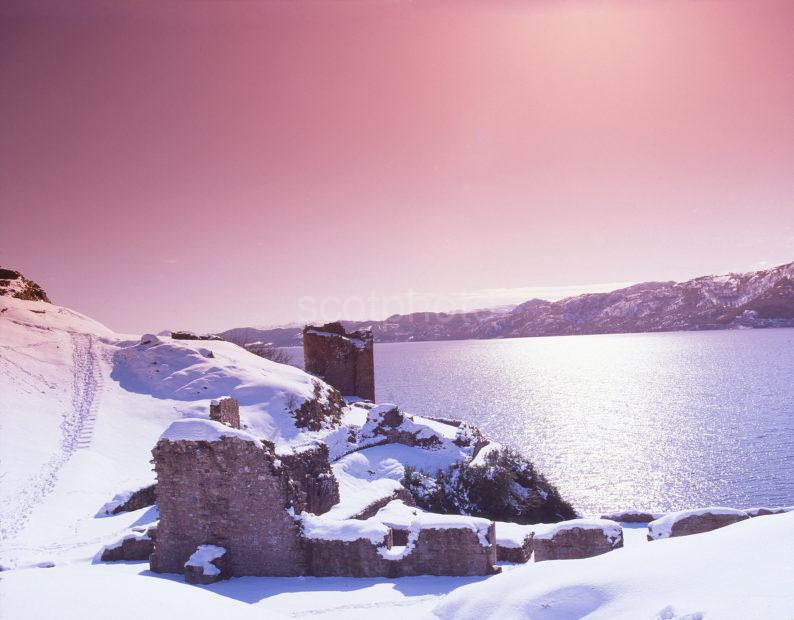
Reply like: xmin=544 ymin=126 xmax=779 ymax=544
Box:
xmin=1 ymin=0 xmax=793 ymax=333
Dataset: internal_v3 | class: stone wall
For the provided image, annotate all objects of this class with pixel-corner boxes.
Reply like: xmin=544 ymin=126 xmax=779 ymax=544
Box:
xmin=304 ymin=534 xmax=392 ymax=578
xmin=150 ymin=435 xmax=305 ymax=577
xmin=209 ymin=397 xmax=240 ymax=429
xmin=280 ymin=443 xmax=339 ymax=515
xmin=303 ymin=524 xmax=497 ymax=578
xmin=303 ymin=322 xmax=375 ymax=401
xmin=533 ymin=525 xmax=623 ymax=562
xmin=395 ymin=525 xmax=498 ymax=577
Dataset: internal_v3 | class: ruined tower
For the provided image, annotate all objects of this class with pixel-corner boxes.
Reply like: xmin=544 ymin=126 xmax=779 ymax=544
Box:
xmin=302 ymin=322 xmax=375 ymax=401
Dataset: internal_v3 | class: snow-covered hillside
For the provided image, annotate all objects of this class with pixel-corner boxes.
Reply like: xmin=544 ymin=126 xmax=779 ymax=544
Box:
xmin=2 ymin=283 xmax=793 ymax=619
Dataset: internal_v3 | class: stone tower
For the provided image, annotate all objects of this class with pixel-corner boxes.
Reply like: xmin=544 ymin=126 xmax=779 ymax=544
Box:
xmin=302 ymin=322 xmax=374 ymax=401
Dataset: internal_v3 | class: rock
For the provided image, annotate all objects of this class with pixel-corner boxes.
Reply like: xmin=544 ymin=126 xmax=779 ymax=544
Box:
xmin=184 ymin=545 xmax=230 ymax=585
xmin=170 ymin=331 xmax=224 ymax=341
xmin=291 ymin=379 xmax=345 ymax=431
xmin=745 ymin=506 xmax=794 ymax=517
xmin=359 ymin=404 xmax=442 ymax=449
xmin=303 ymin=322 xmax=374 ymax=400
xmin=0 ymin=268 xmax=50 ymax=302
xmin=99 ymin=529 xmax=156 ymax=562
xmin=600 ymin=510 xmax=663 ymax=523
xmin=647 ymin=508 xmax=750 ymax=540
xmin=532 ymin=519 xmax=623 ymax=562
xmin=350 ymin=488 xmax=416 ymax=520
xmin=209 ymin=397 xmax=240 ymax=429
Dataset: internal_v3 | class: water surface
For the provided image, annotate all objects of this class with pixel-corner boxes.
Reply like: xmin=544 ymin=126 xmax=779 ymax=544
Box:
xmin=290 ymin=328 xmax=794 ymax=515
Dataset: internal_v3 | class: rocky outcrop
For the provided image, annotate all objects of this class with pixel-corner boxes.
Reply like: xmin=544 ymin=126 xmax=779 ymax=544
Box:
xmin=290 ymin=379 xmax=345 ymax=431
xmin=209 ymin=397 xmax=240 ymax=429
xmin=532 ymin=520 xmax=623 ymax=562
xmin=647 ymin=508 xmax=749 ymax=541
xmin=359 ymin=404 xmax=443 ymax=449
xmin=303 ymin=322 xmax=374 ymax=400
xmin=0 ymin=268 xmax=50 ymax=302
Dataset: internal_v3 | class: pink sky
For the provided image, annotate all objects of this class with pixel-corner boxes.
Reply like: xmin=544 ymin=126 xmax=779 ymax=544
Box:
xmin=1 ymin=0 xmax=793 ymax=333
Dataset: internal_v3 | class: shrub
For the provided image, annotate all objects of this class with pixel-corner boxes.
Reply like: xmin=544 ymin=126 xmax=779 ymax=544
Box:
xmin=402 ymin=447 xmax=576 ymax=524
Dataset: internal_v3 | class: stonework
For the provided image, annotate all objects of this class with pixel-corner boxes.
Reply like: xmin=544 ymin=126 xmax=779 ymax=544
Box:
xmin=396 ymin=525 xmax=498 ymax=577
xmin=99 ymin=528 xmax=156 ymax=562
xmin=150 ymin=435 xmax=306 ymax=577
xmin=304 ymin=524 xmax=497 ymax=578
xmin=600 ymin=510 xmax=661 ymax=523
xmin=496 ymin=536 xmax=533 ymax=563
xmin=280 ymin=442 xmax=340 ymax=515
xmin=209 ymin=397 xmax=240 ymax=429
xmin=533 ymin=525 xmax=623 ymax=562
xmin=150 ymin=418 xmax=498 ymax=581
xmin=303 ymin=322 xmax=375 ymax=401
xmin=184 ymin=546 xmax=231 ymax=585
xmin=648 ymin=510 xmax=749 ymax=541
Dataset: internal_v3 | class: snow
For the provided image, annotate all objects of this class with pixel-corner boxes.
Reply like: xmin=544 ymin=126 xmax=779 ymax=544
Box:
xmin=4 ymin=293 xmax=794 ymax=619
xmin=185 ymin=544 xmax=226 ymax=576
xmin=300 ymin=513 xmax=390 ymax=544
xmin=647 ymin=506 xmax=748 ymax=539
xmin=410 ymin=513 xmax=492 ymax=546
xmin=326 ymin=451 xmax=406 ymax=519
xmin=159 ymin=418 xmax=263 ymax=446
xmin=494 ymin=521 xmax=534 ymax=548
xmin=431 ymin=512 xmax=794 ymax=620
xmin=371 ymin=500 xmax=420 ymax=529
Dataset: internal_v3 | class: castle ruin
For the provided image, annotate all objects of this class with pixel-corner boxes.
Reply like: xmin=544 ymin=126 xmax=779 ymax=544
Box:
xmin=303 ymin=322 xmax=375 ymax=401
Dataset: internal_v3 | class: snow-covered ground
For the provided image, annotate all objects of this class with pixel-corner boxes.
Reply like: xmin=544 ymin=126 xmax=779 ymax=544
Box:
xmin=2 ymin=293 xmax=793 ymax=619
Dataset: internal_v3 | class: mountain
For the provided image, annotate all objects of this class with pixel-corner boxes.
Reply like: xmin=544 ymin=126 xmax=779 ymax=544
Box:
xmin=222 ymin=261 xmax=794 ymax=346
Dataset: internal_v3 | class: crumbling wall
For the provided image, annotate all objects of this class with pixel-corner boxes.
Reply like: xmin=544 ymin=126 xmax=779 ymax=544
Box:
xmin=304 ymin=534 xmax=392 ymax=577
xmin=209 ymin=397 xmax=240 ymax=429
xmin=280 ymin=442 xmax=339 ymax=515
xmin=394 ymin=525 xmax=498 ymax=577
xmin=150 ymin=435 xmax=305 ymax=577
xmin=303 ymin=322 xmax=374 ymax=401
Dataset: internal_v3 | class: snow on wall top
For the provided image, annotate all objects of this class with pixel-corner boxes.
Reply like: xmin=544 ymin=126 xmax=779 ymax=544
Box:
xmin=494 ymin=521 xmax=534 ymax=548
xmin=300 ymin=513 xmax=390 ymax=544
xmin=159 ymin=418 xmax=263 ymax=446
xmin=530 ymin=518 xmax=623 ymax=541
xmin=647 ymin=506 xmax=748 ymax=539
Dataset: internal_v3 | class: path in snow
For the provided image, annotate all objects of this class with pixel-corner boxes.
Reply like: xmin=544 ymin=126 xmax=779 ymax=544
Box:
xmin=0 ymin=333 xmax=103 ymax=542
